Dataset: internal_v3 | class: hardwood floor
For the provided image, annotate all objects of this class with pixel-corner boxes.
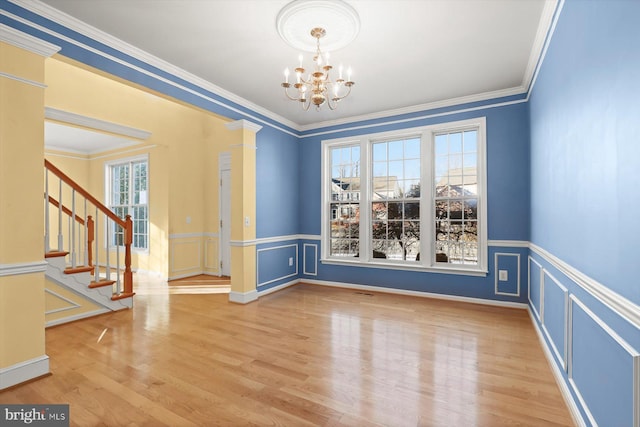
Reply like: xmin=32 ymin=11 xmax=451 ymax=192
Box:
xmin=1 ymin=277 xmax=575 ymax=426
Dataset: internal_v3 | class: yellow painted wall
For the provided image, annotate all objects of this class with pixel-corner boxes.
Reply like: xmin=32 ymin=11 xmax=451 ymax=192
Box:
xmin=0 ymin=41 xmax=47 ymax=373
xmin=0 ymin=274 xmax=46 ymax=367
xmin=43 ymin=57 xmax=235 ymax=280
xmin=44 ymin=151 xmax=91 ymax=253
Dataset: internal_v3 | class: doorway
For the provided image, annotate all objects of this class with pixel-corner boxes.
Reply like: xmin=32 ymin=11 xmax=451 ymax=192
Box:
xmin=219 ymin=153 xmax=231 ymax=277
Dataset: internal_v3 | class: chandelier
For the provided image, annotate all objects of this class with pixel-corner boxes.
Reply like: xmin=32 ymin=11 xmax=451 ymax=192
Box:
xmin=281 ymin=27 xmax=355 ymax=111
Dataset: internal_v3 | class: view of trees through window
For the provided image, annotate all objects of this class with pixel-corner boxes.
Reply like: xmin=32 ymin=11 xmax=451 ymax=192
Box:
xmin=434 ymin=130 xmax=478 ymax=265
xmin=109 ymin=159 xmax=148 ymax=250
xmin=328 ymin=124 xmax=481 ymax=266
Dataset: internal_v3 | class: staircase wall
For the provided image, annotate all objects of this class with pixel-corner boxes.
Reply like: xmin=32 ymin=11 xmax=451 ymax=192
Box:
xmin=45 ymin=278 xmax=107 ymax=327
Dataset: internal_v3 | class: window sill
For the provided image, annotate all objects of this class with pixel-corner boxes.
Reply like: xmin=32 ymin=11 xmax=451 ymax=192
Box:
xmin=320 ymin=258 xmax=488 ymax=277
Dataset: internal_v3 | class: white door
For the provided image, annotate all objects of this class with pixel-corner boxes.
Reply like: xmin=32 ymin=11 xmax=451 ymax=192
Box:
xmin=220 ymin=168 xmax=231 ymax=276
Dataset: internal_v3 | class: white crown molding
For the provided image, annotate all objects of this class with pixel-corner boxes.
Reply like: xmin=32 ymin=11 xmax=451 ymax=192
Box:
xmin=0 ymin=23 xmax=60 ymax=57
xmin=88 ymin=144 xmax=157 ymax=160
xmin=8 ymin=0 xmax=300 ymax=132
xmin=224 ymin=119 xmax=263 ymax=133
xmin=0 ymin=261 xmax=48 ymax=277
xmin=530 ymin=242 xmax=640 ymax=330
xmin=521 ymin=0 xmax=559 ymax=90
xmin=301 ymin=98 xmax=527 ymax=139
xmin=527 ymin=0 xmax=565 ymax=99
xmin=298 ymin=85 xmax=526 ymax=132
xmin=45 ymin=107 xmax=151 ymax=140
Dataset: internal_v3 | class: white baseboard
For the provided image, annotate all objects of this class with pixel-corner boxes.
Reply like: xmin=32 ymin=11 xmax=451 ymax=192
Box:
xmin=229 ymin=290 xmax=259 ymax=304
xmin=167 ymin=270 xmax=204 ymax=281
xmin=0 ymin=355 xmax=50 ymax=390
xmin=258 ymin=279 xmax=299 ymax=297
xmin=528 ymin=308 xmax=586 ymax=427
xmin=302 ymin=279 xmax=528 ymax=309
xmin=46 ymin=308 xmax=110 ymax=328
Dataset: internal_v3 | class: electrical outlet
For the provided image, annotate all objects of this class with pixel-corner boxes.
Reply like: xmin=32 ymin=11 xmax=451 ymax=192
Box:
xmin=288 ymin=257 xmax=293 ymax=266
xmin=244 ymin=216 xmax=250 ymax=226
xmin=498 ymin=270 xmax=508 ymax=281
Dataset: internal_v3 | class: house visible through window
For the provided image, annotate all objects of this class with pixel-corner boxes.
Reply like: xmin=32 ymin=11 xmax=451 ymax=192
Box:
xmin=322 ymin=118 xmax=487 ymax=274
xmin=107 ymin=156 xmax=148 ymax=250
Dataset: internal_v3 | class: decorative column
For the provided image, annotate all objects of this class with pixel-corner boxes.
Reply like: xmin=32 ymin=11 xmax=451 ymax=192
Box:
xmin=224 ymin=119 xmax=262 ymax=304
xmin=0 ymin=25 xmax=60 ymax=389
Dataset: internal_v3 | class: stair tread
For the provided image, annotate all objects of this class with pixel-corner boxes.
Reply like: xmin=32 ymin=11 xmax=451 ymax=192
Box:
xmin=45 ymin=251 xmax=69 ymax=258
xmin=64 ymin=266 xmax=94 ymax=274
xmin=88 ymin=279 xmax=116 ymax=289
xmin=111 ymin=292 xmax=135 ymax=301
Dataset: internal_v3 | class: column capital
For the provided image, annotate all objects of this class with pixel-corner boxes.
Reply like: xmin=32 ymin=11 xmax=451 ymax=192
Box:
xmin=224 ymin=119 xmax=263 ymax=133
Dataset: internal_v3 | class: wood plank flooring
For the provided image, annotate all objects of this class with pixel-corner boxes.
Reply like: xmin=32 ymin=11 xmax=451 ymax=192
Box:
xmin=1 ymin=277 xmax=574 ymax=426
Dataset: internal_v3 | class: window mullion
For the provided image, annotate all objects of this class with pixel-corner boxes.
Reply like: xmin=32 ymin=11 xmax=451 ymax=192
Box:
xmin=359 ymin=138 xmax=370 ymax=262
xmin=421 ymin=130 xmax=432 ymax=267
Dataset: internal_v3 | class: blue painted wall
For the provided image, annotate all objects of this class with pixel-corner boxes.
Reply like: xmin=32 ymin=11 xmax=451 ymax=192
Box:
xmin=256 ymin=126 xmax=300 ymax=239
xmin=299 ymin=101 xmax=531 ymax=240
xmin=297 ymin=102 xmax=531 ymax=302
xmin=529 ymin=0 xmax=640 ymax=305
xmin=528 ymin=1 xmax=640 ymax=425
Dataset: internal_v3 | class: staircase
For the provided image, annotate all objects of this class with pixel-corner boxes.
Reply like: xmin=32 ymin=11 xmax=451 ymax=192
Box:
xmin=44 ymin=160 xmax=135 ymax=326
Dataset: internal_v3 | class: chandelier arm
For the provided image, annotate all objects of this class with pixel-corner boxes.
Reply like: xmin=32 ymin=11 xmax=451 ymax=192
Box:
xmin=283 ymin=86 xmax=301 ymax=101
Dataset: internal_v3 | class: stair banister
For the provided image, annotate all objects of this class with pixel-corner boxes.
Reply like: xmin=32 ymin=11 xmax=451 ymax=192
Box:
xmin=44 ymin=159 xmax=134 ymax=296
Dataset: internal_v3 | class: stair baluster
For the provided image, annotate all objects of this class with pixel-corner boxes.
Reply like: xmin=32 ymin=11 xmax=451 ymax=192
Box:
xmin=57 ymin=179 xmax=63 ymax=251
xmin=44 ymin=159 xmax=134 ymax=299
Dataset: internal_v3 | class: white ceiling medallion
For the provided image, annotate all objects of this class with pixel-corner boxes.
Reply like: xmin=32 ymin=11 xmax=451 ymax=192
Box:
xmin=276 ymin=0 xmax=360 ymax=53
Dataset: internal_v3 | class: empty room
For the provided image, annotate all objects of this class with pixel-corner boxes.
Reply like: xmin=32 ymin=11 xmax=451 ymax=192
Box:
xmin=0 ymin=0 xmax=638 ymax=425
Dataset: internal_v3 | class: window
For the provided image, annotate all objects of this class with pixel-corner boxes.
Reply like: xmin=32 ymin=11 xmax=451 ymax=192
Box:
xmin=322 ymin=118 xmax=487 ymax=274
xmin=107 ymin=156 xmax=149 ymax=250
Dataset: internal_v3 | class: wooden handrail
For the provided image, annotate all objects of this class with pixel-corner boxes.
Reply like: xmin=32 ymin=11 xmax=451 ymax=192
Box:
xmin=45 ymin=159 xmax=133 ymax=296
xmin=47 ymin=195 xmax=85 ymax=225
xmin=45 ymin=159 xmax=126 ymax=228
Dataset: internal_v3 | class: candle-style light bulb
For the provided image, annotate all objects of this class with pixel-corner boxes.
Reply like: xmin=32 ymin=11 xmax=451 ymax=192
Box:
xmin=298 ymin=54 xmax=303 ymax=68
xmin=326 ymin=52 xmax=330 ymax=66
xmin=339 ymin=64 xmax=344 ymax=80
xmin=284 ymin=68 xmax=290 ymax=83
xmin=347 ymin=67 xmax=352 ymax=82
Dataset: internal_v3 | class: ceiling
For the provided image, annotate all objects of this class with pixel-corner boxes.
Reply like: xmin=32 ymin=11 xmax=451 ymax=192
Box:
xmin=38 ymin=0 xmax=554 ymax=151
xmin=45 ymin=122 xmax=141 ymax=155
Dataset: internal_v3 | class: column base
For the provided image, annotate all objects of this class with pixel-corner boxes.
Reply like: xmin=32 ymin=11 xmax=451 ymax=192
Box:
xmin=228 ymin=290 xmax=258 ymax=304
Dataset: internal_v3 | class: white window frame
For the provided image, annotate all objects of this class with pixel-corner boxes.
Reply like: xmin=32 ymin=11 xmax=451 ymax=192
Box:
xmin=320 ymin=117 xmax=487 ymax=276
xmin=104 ymin=154 xmax=149 ymax=253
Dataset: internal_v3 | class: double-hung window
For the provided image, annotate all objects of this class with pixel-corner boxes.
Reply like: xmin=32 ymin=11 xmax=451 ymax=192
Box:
xmin=106 ymin=155 xmax=149 ymax=251
xmin=322 ymin=118 xmax=487 ymax=274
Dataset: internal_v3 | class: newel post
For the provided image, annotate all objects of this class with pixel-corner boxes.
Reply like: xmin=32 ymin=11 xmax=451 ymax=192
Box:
xmin=123 ymin=215 xmax=133 ymax=294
